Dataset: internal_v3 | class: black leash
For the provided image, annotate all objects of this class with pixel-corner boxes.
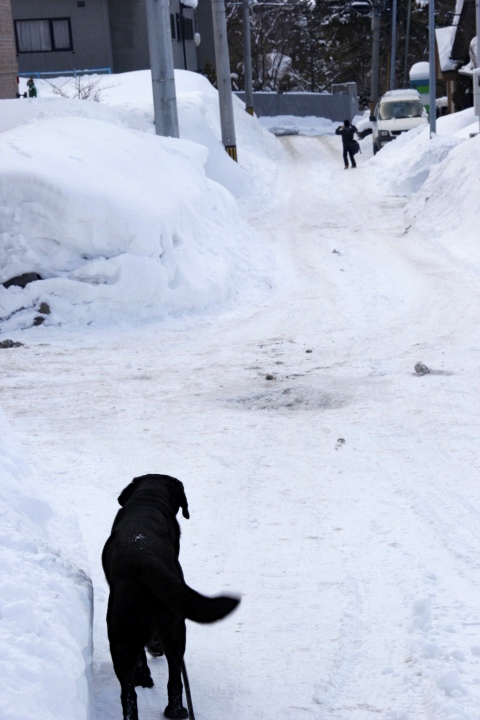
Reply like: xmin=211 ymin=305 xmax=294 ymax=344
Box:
xmin=182 ymin=660 xmax=196 ymax=720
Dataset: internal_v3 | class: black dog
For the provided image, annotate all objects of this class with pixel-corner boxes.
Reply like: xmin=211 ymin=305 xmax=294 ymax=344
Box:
xmin=102 ymin=474 xmax=240 ymax=720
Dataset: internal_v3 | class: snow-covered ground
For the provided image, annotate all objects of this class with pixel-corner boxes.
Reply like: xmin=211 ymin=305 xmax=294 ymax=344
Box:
xmin=1 ymin=71 xmax=480 ymax=720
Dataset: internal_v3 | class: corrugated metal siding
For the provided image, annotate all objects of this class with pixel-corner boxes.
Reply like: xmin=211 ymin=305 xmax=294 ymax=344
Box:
xmin=0 ymin=0 xmax=18 ymax=97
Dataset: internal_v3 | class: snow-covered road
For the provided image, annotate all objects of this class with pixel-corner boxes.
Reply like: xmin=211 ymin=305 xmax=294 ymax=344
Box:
xmin=2 ymin=133 xmax=480 ymax=720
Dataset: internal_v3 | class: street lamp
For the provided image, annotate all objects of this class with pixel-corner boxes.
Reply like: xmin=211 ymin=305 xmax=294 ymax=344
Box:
xmin=242 ymin=0 xmax=257 ymax=115
xmin=179 ymin=3 xmax=188 ymax=70
xmin=403 ymin=0 xmax=412 ymax=87
xmin=350 ymin=0 xmax=385 ymax=112
xmin=475 ymin=0 xmax=479 ymax=133
xmin=428 ymin=0 xmax=436 ymax=134
xmin=390 ymin=0 xmax=397 ymax=89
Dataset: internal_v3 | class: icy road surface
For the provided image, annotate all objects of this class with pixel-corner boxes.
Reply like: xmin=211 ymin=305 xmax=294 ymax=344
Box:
xmin=2 ymin=135 xmax=480 ymax=720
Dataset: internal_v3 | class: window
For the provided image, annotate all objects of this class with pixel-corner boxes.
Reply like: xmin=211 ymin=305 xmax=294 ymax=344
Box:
xmin=170 ymin=14 xmax=176 ymax=39
xmin=15 ymin=18 xmax=73 ymax=53
xmin=378 ymin=100 xmax=424 ymax=120
xmin=175 ymin=14 xmax=194 ymax=42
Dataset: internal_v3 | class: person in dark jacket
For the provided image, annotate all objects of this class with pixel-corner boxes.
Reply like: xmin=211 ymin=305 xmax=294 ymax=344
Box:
xmin=335 ymin=119 xmax=359 ymax=169
xmin=26 ymin=77 xmax=37 ymax=98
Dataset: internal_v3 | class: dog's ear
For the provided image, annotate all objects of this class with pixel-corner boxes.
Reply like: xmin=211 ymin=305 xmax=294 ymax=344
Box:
xmin=178 ymin=483 xmax=190 ymax=519
xmin=118 ymin=477 xmax=140 ymax=507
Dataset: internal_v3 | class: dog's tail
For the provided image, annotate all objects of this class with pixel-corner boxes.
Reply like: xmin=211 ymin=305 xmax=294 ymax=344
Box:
xmin=143 ymin=567 xmax=240 ymax=624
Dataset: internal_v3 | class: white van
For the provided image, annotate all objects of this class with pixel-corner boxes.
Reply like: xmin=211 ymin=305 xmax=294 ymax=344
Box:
xmin=370 ymin=89 xmax=428 ymax=154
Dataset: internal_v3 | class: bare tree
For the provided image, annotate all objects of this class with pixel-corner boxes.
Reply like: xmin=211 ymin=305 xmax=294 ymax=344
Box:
xmin=45 ymin=75 xmax=117 ymax=102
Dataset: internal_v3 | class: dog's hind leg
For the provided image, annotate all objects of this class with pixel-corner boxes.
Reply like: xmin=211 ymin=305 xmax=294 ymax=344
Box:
xmin=134 ymin=649 xmax=154 ymax=688
xmin=160 ymin=618 xmax=188 ymax=719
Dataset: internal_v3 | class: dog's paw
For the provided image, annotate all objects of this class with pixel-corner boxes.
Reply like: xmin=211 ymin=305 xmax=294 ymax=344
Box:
xmin=164 ymin=702 xmax=188 ymax=719
xmin=135 ymin=675 xmax=154 ymax=688
xmin=146 ymin=639 xmax=164 ymax=657
xmin=134 ymin=665 xmax=154 ymax=688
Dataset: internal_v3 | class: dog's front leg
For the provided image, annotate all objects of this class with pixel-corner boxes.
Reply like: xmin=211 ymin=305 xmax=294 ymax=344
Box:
xmin=161 ymin=619 xmax=188 ymax=719
xmin=134 ymin=649 xmax=154 ymax=688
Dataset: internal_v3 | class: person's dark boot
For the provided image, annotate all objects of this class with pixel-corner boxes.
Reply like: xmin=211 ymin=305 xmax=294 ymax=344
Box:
xmin=344 ymin=164 xmax=349 ymax=169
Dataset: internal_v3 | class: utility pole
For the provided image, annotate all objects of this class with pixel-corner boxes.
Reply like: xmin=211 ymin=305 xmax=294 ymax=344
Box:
xmin=242 ymin=0 xmax=254 ymax=115
xmin=351 ymin=0 xmax=381 ymax=112
xmin=477 ymin=0 xmax=480 ymax=67
xmin=476 ymin=0 xmax=480 ymax=131
xmin=403 ymin=0 xmax=412 ymax=87
xmin=145 ymin=0 xmax=180 ymax=138
xmin=179 ymin=4 xmax=188 ymax=70
xmin=370 ymin=3 xmax=381 ymax=111
xmin=390 ymin=0 xmax=397 ymax=89
xmin=211 ymin=0 xmax=238 ymax=160
xmin=428 ymin=0 xmax=436 ymax=135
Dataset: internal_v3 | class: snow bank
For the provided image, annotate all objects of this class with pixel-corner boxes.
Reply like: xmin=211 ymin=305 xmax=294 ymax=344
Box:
xmin=405 ymin=133 xmax=480 ymax=274
xmin=369 ymin=103 xmax=480 ymax=275
xmin=0 ymin=405 xmax=93 ymax=720
xmin=16 ymin=70 xmax=282 ymax=209
xmin=436 ymin=106 xmax=479 ymax=139
xmin=0 ymin=72 xmax=277 ymax=331
xmin=173 ymin=70 xmax=281 ymax=205
xmin=371 ymin=125 xmax=462 ymax=195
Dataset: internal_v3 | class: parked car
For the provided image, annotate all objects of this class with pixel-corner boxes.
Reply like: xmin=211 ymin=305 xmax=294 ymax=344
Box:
xmin=355 ymin=115 xmax=373 ymax=139
xmin=370 ymin=89 xmax=428 ymax=154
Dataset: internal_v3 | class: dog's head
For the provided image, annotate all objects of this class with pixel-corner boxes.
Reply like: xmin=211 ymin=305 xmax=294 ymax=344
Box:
xmin=118 ymin=474 xmax=190 ymax=519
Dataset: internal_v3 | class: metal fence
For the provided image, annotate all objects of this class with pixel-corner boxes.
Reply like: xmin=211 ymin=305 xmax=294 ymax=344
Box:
xmin=18 ymin=67 xmax=112 ymax=79
xmin=234 ymin=84 xmax=358 ymax=121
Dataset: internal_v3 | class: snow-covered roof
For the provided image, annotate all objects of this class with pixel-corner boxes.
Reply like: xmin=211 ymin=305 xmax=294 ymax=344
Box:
xmin=381 ymin=89 xmax=422 ymax=99
xmin=453 ymin=0 xmax=464 ymax=28
xmin=451 ymin=0 xmax=476 ymax=60
xmin=436 ymin=27 xmax=458 ymax=72
xmin=410 ymin=61 xmax=430 ymax=79
xmin=448 ymin=0 xmax=463 ymax=61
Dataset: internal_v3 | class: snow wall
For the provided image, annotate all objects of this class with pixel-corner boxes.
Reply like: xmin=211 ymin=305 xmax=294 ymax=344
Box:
xmin=0 ymin=70 xmax=279 ymax=334
xmin=0 ymin=406 xmax=93 ymax=720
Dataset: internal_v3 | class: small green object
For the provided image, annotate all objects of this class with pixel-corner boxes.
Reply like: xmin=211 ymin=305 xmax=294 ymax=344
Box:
xmin=27 ymin=77 xmax=37 ymax=98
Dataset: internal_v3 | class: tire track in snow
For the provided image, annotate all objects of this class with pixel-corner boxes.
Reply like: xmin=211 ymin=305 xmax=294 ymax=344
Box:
xmin=2 ymin=134 xmax=480 ymax=720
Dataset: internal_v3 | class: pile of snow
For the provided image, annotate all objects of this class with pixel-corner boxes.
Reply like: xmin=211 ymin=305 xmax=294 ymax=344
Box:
xmin=0 ymin=405 xmax=93 ymax=720
xmin=1 ymin=71 xmax=279 ymax=332
xmin=370 ymin=107 xmax=479 ymax=196
xmin=406 ymin=132 xmax=480 ymax=274
xmin=369 ymin=104 xmax=480 ymax=274
xmin=409 ymin=61 xmax=430 ymax=81
xmin=371 ymin=125 xmax=462 ymax=195
xmin=0 ymin=116 xmax=272 ymax=331
xmin=436 ymin=105 xmax=478 ymax=139
xmin=17 ymin=71 xmax=281 ymax=208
